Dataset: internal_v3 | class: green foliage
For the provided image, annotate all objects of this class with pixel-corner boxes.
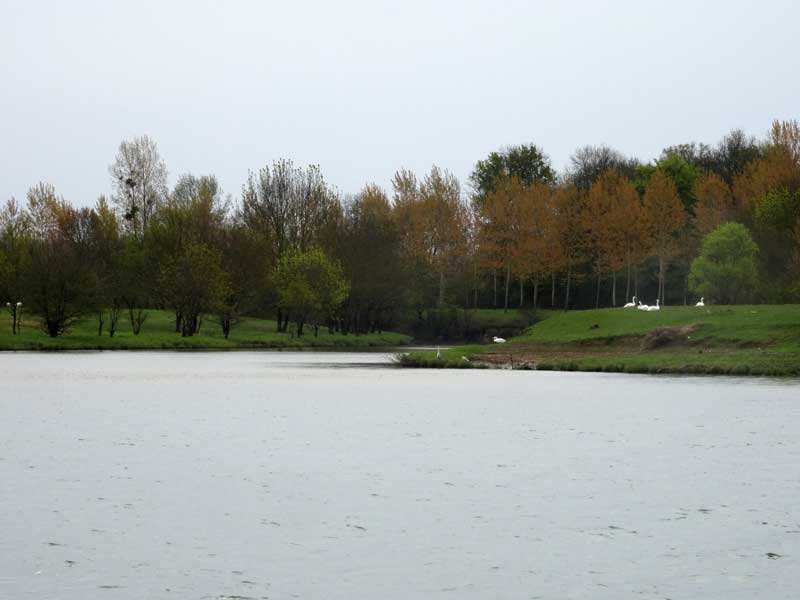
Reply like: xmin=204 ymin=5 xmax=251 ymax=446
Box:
xmin=656 ymin=152 xmax=699 ymax=212
xmin=159 ymin=242 xmax=230 ymax=336
xmin=688 ymin=223 xmax=759 ymax=304
xmin=274 ymin=248 xmax=349 ymax=334
xmin=469 ymin=144 xmax=555 ymax=201
xmin=22 ymin=236 xmax=96 ymax=337
xmin=754 ymin=187 xmax=800 ymax=230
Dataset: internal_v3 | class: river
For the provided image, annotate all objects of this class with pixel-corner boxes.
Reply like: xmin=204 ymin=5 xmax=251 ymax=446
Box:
xmin=1 ymin=351 xmax=799 ymax=599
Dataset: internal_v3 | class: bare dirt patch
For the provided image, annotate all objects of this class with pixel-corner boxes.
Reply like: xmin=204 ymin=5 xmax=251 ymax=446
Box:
xmin=640 ymin=324 xmax=700 ymax=351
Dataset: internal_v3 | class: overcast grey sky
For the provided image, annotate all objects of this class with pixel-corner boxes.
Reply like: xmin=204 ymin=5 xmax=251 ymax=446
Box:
xmin=2 ymin=0 xmax=798 ymax=206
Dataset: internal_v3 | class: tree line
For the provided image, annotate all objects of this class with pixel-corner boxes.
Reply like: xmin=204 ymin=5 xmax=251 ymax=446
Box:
xmin=1 ymin=120 xmax=799 ymax=338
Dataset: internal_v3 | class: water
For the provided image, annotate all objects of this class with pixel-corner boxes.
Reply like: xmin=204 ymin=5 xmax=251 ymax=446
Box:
xmin=1 ymin=351 xmax=799 ymax=599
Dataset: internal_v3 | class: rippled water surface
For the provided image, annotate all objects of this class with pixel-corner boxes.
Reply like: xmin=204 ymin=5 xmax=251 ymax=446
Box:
xmin=1 ymin=351 xmax=799 ymax=599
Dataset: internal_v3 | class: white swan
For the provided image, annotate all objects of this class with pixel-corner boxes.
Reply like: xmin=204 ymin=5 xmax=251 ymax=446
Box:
xmin=493 ymin=336 xmax=506 ymax=343
xmin=436 ymin=347 xmax=441 ymax=359
xmin=695 ymin=297 xmax=705 ymax=307
xmin=647 ymin=299 xmax=660 ymax=312
xmin=637 ymin=300 xmax=650 ymax=311
xmin=623 ymin=295 xmax=637 ymax=308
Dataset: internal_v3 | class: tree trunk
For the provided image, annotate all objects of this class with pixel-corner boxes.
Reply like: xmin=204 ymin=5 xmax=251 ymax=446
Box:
xmin=519 ymin=277 xmax=524 ymax=307
xmin=438 ymin=268 xmax=445 ymax=307
xmin=503 ymin=264 xmax=511 ymax=313
xmin=659 ymin=256 xmax=665 ymax=306
xmin=97 ymin=311 xmax=104 ymax=336
xmin=493 ymin=270 xmax=498 ymax=307
xmin=625 ymin=259 xmax=631 ymax=304
xmin=564 ymin=267 xmax=571 ymax=311
xmin=551 ymin=273 xmax=556 ymax=307
xmin=533 ymin=276 xmax=539 ymax=308
xmin=634 ymin=265 xmax=639 ymax=299
xmin=683 ymin=273 xmax=688 ymax=306
xmin=612 ymin=271 xmax=617 ymax=307
xmin=595 ymin=272 xmax=601 ymax=309
xmin=473 ymin=263 xmax=478 ymax=308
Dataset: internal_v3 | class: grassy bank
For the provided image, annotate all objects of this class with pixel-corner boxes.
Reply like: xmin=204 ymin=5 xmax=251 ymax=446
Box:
xmin=400 ymin=305 xmax=800 ymax=376
xmin=0 ymin=310 xmax=411 ymax=351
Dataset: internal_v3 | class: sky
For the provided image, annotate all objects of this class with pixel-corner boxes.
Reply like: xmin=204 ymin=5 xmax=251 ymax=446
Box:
xmin=1 ymin=0 xmax=799 ymax=206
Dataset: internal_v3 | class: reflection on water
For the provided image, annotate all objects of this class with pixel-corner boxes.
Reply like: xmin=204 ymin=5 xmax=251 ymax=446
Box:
xmin=1 ymin=351 xmax=799 ymax=599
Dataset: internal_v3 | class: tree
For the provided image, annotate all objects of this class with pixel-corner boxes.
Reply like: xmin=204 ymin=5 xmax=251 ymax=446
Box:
xmin=583 ymin=170 xmax=641 ymax=306
xmin=87 ymin=196 xmax=122 ymax=336
xmin=568 ymin=145 xmax=639 ymax=191
xmin=734 ymin=121 xmax=800 ymax=299
xmin=22 ymin=189 xmax=96 ymax=337
xmin=552 ymin=183 xmax=586 ymax=309
xmin=689 ymin=223 xmax=758 ymax=304
xmin=478 ymin=176 xmax=521 ymax=311
xmin=642 ymin=170 xmax=687 ymax=305
xmin=117 ymin=238 xmax=151 ymax=334
xmin=694 ymin=173 xmax=736 ymax=236
xmin=469 ymin=144 xmax=555 ymax=201
xmin=656 ymin=152 xmax=699 ymax=214
xmin=336 ymin=184 xmax=403 ymax=334
xmin=0 ymin=197 xmax=29 ymax=332
xmin=109 ymin=135 xmax=168 ymax=239
xmin=274 ymin=248 xmax=349 ymax=336
xmin=513 ymin=182 xmax=555 ymax=307
xmin=159 ymin=243 xmax=230 ymax=337
xmin=420 ymin=166 xmax=467 ymax=307
xmin=241 ymin=159 xmax=337 ymax=330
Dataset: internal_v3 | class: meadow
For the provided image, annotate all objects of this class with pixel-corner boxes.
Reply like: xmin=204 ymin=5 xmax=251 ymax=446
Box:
xmin=400 ymin=304 xmax=800 ymax=376
xmin=0 ymin=310 xmax=411 ymax=351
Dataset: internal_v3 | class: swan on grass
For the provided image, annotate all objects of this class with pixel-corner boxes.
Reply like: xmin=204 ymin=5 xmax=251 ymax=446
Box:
xmin=637 ymin=300 xmax=650 ymax=311
xmin=623 ymin=295 xmax=637 ymax=308
xmin=493 ymin=336 xmax=506 ymax=343
xmin=696 ymin=297 xmax=705 ymax=307
xmin=647 ymin=299 xmax=660 ymax=312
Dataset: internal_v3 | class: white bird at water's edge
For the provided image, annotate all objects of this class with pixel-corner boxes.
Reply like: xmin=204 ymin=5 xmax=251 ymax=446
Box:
xmin=493 ymin=336 xmax=506 ymax=343
xmin=696 ymin=297 xmax=705 ymax=307
xmin=623 ymin=295 xmax=637 ymax=308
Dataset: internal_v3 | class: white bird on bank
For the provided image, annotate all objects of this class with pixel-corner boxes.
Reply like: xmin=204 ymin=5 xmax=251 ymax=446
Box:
xmin=647 ymin=299 xmax=660 ymax=312
xmin=637 ymin=300 xmax=650 ymax=311
xmin=493 ymin=336 xmax=506 ymax=343
xmin=623 ymin=295 xmax=637 ymax=308
xmin=695 ymin=297 xmax=705 ymax=307
xmin=436 ymin=347 xmax=441 ymax=359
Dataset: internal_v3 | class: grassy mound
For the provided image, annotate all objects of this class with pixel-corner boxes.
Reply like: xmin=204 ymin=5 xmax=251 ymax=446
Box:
xmin=0 ymin=310 xmax=411 ymax=351
xmin=401 ymin=305 xmax=800 ymax=376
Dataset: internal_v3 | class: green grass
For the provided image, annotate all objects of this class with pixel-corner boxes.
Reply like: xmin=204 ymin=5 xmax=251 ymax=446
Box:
xmin=401 ymin=304 xmax=800 ymax=376
xmin=0 ymin=310 xmax=411 ymax=351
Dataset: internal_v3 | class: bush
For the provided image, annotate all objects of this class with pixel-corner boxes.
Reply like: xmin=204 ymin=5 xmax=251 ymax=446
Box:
xmin=689 ymin=223 xmax=759 ymax=304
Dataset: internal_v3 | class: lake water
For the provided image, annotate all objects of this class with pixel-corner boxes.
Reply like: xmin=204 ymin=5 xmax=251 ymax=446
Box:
xmin=1 ymin=351 xmax=799 ymax=599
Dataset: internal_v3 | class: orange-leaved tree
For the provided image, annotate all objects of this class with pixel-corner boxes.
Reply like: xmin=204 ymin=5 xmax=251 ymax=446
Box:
xmin=642 ymin=170 xmax=687 ymax=305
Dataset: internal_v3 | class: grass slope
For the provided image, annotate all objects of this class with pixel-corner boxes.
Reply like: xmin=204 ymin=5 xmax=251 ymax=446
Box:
xmin=400 ymin=305 xmax=800 ymax=376
xmin=0 ymin=310 xmax=411 ymax=351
